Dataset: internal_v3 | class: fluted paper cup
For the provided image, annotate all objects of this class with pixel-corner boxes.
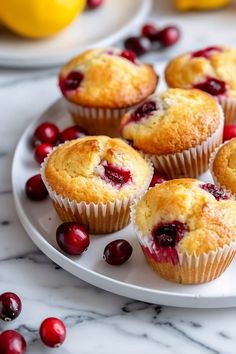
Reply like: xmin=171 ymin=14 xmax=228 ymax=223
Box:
xmin=217 ymin=96 xmax=236 ymax=126
xmin=65 ymin=99 xmax=132 ymax=138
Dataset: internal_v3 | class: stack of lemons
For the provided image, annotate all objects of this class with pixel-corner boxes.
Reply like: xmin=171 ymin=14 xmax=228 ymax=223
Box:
xmin=0 ymin=0 xmax=86 ymax=38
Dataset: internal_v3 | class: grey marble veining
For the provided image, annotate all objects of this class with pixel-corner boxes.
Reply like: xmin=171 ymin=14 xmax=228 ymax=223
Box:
xmin=1 ymin=1 xmax=236 ymax=353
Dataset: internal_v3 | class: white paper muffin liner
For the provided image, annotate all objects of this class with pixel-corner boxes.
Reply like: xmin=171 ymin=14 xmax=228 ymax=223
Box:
xmin=130 ymin=200 xmax=236 ymax=284
xmin=217 ymin=96 xmax=236 ymax=126
xmin=146 ymin=104 xmax=224 ymax=179
xmin=65 ymin=99 xmax=132 ymax=138
xmin=40 ymin=143 xmax=154 ymax=234
xmin=209 ymin=140 xmax=235 ymax=199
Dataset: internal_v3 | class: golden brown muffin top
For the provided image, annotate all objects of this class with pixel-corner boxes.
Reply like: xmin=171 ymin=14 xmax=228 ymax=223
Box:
xmin=42 ymin=136 xmax=152 ymax=204
xmin=165 ymin=46 xmax=236 ymax=99
xmin=134 ymin=179 xmax=235 ymax=255
xmin=120 ymin=88 xmax=222 ymax=155
xmin=58 ymin=48 xmax=158 ymax=108
xmin=212 ymin=138 xmax=236 ymax=194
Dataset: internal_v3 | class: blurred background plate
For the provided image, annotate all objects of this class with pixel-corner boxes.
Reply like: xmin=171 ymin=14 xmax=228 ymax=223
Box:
xmin=0 ymin=0 xmax=151 ymax=68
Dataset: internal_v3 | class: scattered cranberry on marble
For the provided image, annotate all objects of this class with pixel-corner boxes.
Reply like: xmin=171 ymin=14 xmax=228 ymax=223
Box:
xmin=87 ymin=0 xmax=104 ymax=9
xmin=0 ymin=330 xmax=26 ymax=354
xmin=25 ymin=174 xmax=48 ymax=201
xmin=59 ymin=125 xmax=88 ymax=143
xmin=223 ymin=125 xmax=236 ymax=142
xmin=33 ymin=122 xmax=59 ymax=145
xmin=39 ymin=317 xmax=66 ymax=348
xmin=0 ymin=292 xmax=22 ymax=321
xmin=34 ymin=143 xmax=53 ymax=164
xmin=56 ymin=222 xmax=90 ymax=256
xmin=103 ymin=239 xmax=133 ymax=265
xmin=124 ymin=23 xmax=180 ymax=56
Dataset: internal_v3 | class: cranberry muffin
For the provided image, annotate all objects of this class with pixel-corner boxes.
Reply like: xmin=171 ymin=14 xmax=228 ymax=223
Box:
xmin=210 ymin=138 xmax=236 ymax=195
xmin=41 ymin=136 xmax=153 ymax=234
xmin=165 ymin=46 xmax=236 ymax=124
xmin=59 ymin=48 xmax=158 ymax=137
xmin=132 ymin=178 xmax=236 ymax=284
xmin=121 ymin=88 xmax=224 ymax=178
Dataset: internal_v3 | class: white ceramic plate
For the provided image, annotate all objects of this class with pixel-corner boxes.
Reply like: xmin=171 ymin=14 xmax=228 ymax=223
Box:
xmin=0 ymin=0 xmax=151 ymax=68
xmin=12 ymin=61 xmax=236 ymax=308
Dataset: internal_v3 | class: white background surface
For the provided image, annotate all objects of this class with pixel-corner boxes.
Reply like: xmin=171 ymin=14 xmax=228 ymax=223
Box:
xmin=1 ymin=0 xmax=236 ymax=353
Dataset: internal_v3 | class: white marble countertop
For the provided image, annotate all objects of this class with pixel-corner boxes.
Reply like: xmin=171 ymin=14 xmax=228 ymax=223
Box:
xmin=1 ymin=1 xmax=236 ymax=353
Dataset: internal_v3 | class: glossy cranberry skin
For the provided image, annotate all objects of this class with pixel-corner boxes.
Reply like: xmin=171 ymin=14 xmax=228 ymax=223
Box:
xmin=157 ymin=26 xmax=180 ymax=47
xmin=192 ymin=46 xmax=221 ymax=59
xmin=103 ymin=165 xmax=131 ymax=186
xmin=120 ymin=50 xmax=136 ymax=63
xmin=104 ymin=239 xmax=133 ymax=265
xmin=59 ymin=125 xmax=87 ymax=143
xmin=223 ymin=125 xmax=236 ymax=142
xmin=87 ymin=0 xmax=103 ymax=9
xmin=149 ymin=172 xmax=167 ymax=187
xmin=59 ymin=71 xmax=84 ymax=95
xmin=34 ymin=143 xmax=53 ymax=164
xmin=153 ymin=221 xmax=188 ymax=248
xmin=40 ymin=317 xmax=66 ymax=348
xmin=201 ymin=183 xmax=229 ymax=201
xmin=25 ymin=174 xmax=48 ymax=201
xmin=0 ymin=330 xmax=26 ymax=354
xmin=33 ymin=122 xmax=59 ymax=145
xmin=194 ymin=77 xmax=226 ymax=96
xmin=132 ymin=101 xmax=157 ymax=122
xmin=56 ymin=222 xmax=90 ymax=255
xmin=0 ymin=292 xmax=22 ymax=321
xmin=124 ymin=36 xmax=151 ymax=56
xmin=141 ymin=24 xmax=158 ymax=40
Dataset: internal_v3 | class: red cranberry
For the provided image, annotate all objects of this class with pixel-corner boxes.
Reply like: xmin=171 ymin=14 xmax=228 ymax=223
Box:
xmin=59 ymin=71 xmax=84 ymax=95
xmin=33 ymin=122 xmax=59 ymax=145
xmin=59 ymin=125 xmax=88 ymax=143
xmin=153 ymin=221 xmax=188 ymax=248
xmin=56 ymin=222 xmax=90 ymax=256
xmin=0 ymin=292 xmax=22 ymax=321
xmin=141 ymin=24 xmax=158 ymax=40
xmin=34 ymin=143 xmax=53 ymax=164
xmin=124 ymin=36 xmax=151 ymax=56
xmin=103 ymin=164 xmax=131 ymax=186
xmin=128 ymin=101 xmax=157 ymax=124
xmin=39 ymin=317 xmax=66 ymax=348
xmin=194 ymin=77 xmax=226 ymax=96
xmin=149 ymin=172 xmax=167 ymax=187
xmin=200 ymin=183 xmax=229 ymax=201
xmin=0 ymin=330 xmax=26 ymax=354
xmin=87 ymin=0 xmax=103 ymax=9
xmin=120 ymin=50 xmax=136 ymax=63
xmin=192 ymin=46 xmax=221 ymax=59
xmin=103 ymin=239 xmax=133 ymax=265
xmin=157 ymin=26 xmax=180 ymax=47
xmin=25 ymin=174 xmax=48 ymax=201
xmin=223 ymin=125 xmax=236 ymax=141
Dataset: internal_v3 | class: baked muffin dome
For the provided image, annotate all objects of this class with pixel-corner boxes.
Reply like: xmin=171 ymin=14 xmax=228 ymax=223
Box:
xmin=165 ymin=46 xmax=236 ymax=99
xmin=43 ymin=136 xmax=152 ymax=204
xmin=134 ymin=178 xmax=235 ymax=256
xmin=121 ymin=88 xmax=222 ymax=155
xmin=211 ymin=138 xmax=236 ymax=194
xmin=59 ymin=48 xmax=158 ymax=108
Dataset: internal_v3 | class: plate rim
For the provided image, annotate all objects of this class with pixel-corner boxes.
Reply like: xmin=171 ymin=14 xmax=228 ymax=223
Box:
xmin=0 ymin=0 xmax=152 ymax=68
xmin=11 ymin=98 xmax=236 ymax=309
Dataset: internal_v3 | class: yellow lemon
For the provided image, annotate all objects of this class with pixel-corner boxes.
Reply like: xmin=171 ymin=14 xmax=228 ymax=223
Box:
xmin=0 ymin=0 xmax=86 ymax=38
